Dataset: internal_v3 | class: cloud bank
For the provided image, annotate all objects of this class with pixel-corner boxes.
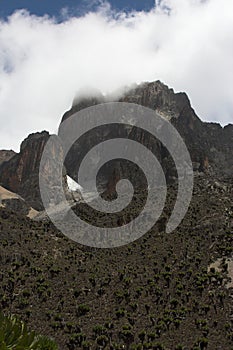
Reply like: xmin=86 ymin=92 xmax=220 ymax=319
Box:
xmin=0 ymin=0 xmax=232 ymax=151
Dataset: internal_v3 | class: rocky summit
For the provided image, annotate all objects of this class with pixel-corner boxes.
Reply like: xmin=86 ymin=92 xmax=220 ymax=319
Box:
xmin=63 ymin=81 xmax=232 ymax=184
xmin=0 ymin=80 xmax=231 ymax=211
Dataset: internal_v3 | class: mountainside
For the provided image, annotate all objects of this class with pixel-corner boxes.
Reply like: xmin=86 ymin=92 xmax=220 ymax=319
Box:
xmin=62 ymin=81 xmax=232 ymax=189
xmin=0 ymin=80 xmax=232 ymax=349
xmin=0 ymin=175 xmax=232 ymax=349
xmin=0 ymin=81 xmax=232 ymax=209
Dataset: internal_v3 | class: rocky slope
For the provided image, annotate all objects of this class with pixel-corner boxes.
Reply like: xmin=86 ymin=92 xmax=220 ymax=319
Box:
xmin=0 ymin=185 xmax=38 ymax=218
xmin=0 ymin=175 xmax=232 ymax=349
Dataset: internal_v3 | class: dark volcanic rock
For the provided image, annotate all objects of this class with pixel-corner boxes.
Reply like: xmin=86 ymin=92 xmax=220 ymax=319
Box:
xmin=0 ymin=131 xmax=71 ymax=211
xmin=61 ymin=80 xmax=233 ymax=193
xmin=120 ymin=81 xmax=232 ymax=176
xmin=0 ymin=80 xmax=232 ymax=209
xmin=0 ymin=131 xmax=50 ymax=210
xmin=0 ymin=150 xmax=16 ymax=165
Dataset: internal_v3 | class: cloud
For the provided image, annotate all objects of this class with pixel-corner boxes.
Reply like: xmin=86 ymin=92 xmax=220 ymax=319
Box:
xmin=0 ymin=0 xmax=232 ymax=151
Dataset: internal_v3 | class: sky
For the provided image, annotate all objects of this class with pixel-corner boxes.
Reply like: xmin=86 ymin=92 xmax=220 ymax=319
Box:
xmin=0 ymin=0 xmax=155 ymax=18
xmin=0 ymin=0 xmax=232 ymax=151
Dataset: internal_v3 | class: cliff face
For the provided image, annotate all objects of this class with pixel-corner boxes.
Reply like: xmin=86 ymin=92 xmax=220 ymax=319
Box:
xmin=0 ymin=132 xmax=50 ymax=210
xmin=121 ymin=81 xmax=232 ymax=176
xmin=62 ymin=81 xmax=233 ymax=193
xmin=0 ymin=80 xmax=232 ymax=210
xmin=0 ymin=131 xmax=70 ymax=211
xmin=0 ymin=150 xmax=16 ymax=166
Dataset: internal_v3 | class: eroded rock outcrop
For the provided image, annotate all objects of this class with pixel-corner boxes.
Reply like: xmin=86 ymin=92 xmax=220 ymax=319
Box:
xmin=0 ymin=132 xmax=50 ymax=210
xmin=0 ymin=150 xmax=16 ymax=165
xmin=0 ymin=131 xmax=73 ymax=211
xmin=61 ymin=80 xmax=233 ymax=193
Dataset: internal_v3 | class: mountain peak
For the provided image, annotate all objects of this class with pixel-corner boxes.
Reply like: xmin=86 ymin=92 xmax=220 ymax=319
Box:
xmin=0 ymin=80 xmax=232 ymax=211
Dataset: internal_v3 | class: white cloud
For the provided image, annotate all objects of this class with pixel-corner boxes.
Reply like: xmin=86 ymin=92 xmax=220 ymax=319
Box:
xmin=0 ymin=0 xmax=232 ymax=151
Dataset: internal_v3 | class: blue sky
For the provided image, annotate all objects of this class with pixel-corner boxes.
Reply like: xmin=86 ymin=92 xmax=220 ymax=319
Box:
xmin=0 ymin=0 xmax=155 ymax=18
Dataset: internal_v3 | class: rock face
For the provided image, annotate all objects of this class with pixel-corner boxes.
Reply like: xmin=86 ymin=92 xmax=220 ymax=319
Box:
xmin=61 ymin=81 xmax=233 ymax=193
xmin=121 ymin=81 xmax=232 ymax=177
xmin=0 ymin=80 xmax=232 ymax=210
xmin=0 ymin=131 xmax=71 ymax=211
xmin=0 ymin=150 xmax=16 ymax=165
xmin=0 ymin=132 xmax=50 ymax=210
